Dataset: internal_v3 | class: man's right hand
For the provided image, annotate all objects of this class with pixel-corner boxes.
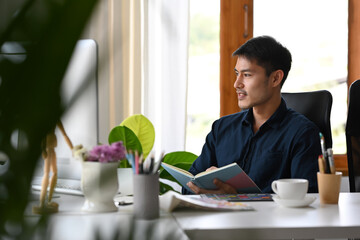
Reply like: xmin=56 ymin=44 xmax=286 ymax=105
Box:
xmin=186 ymin=178 xmax=237 ymax=194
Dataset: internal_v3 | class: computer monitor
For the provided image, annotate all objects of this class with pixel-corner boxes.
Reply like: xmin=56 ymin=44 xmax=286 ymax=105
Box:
xmin=0 ymin=39 xmax=99 ymax=180
xmin=54 ymin=39 xmax=99 ymax=180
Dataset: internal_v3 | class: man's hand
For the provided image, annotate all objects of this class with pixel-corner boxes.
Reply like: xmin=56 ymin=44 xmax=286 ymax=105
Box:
xmin=205 ymin=166 xmax=218 ymax=172
xmin=186 ymin=178 xmax=237 ymax=194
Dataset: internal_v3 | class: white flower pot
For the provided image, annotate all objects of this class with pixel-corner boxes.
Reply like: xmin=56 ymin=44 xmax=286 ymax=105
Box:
xmin=81 ymin=161 xmax=119 ymax=212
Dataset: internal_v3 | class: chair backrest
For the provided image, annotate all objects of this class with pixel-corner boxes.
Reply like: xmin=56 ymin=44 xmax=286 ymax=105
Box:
xmin=282 ymin=90 xmax=333 ymax=149
xmin=346 ymin=79 xmax=360 ymax=192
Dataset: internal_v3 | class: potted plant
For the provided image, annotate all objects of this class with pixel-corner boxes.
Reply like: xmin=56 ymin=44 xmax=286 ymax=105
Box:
xmin=108 ymin=114 xmax=197 ymax=194
xmin=108 ymin=114 xmax=155 ymax=167
xmin=74 ymin=141 xmax=126 ymax=212
xmin=107 ymin=114 xmax=154 ymax=195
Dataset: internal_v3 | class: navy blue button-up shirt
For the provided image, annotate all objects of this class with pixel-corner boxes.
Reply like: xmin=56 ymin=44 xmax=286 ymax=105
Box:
xmin=183 ymin=98 xmax=321 ymax=194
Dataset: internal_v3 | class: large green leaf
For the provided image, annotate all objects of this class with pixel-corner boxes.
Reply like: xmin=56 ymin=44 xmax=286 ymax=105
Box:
xmin=163 ymin=151 xmax=198 ymax=165
xmin=108 ymin=125 xmax=142 ymax=153
xmin=120 ymin=114 xmax=155 ymax=159
xmin=108 ymin=126 xmax=142 ymax=168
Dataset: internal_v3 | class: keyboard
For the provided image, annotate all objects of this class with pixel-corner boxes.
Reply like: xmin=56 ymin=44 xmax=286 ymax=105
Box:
xmin=32 ymin=178 xmax=83 ymax=196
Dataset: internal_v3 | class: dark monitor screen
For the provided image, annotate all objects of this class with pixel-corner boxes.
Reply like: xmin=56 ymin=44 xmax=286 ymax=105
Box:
xmin=0 ymin=39 xmax=99 ymax=180
xmin=55 ymin=39 xmax=99 ymax=179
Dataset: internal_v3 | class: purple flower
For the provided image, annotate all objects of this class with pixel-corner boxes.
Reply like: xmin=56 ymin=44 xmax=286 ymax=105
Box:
xmin=86 ymin=141 xmax=126 ymax=163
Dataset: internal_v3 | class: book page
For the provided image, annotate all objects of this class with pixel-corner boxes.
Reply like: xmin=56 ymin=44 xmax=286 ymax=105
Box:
xmin=162 ymin=162 xmax=194 ymax=177
xmin=160 ymin=191 xmax=254 ymax=212
xmin=194 ymin=163 xmax=236 ymax=178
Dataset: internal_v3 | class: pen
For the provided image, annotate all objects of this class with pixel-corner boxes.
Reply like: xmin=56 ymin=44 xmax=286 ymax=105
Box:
xmin=152 ymin=152 xmax=164 ymax=174
xmin=142 ymin=153 xmax=153 ymax=174
xmin=148 ymin=155 xmax=154 ymax=174
xmin=126 ymin=150 xmax=135 ymax=174
xmin=327 ymin=148 xmax=336 ymax=174
xmin=319 ymin=133 xmax=330 ymax=173
xmin=318 ymin=155 xmax=325 ymax=174
xmin=139 ymin=154 xmax=144 ymax=174
xmin=135 ymin=150 xmax=139 ymax=174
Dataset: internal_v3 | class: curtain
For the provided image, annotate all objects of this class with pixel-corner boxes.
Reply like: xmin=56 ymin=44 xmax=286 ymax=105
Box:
xmin=83 ymin=0 xmax=189 ymax=154
xmin=143 ymin=0 xmax=190 ymax=154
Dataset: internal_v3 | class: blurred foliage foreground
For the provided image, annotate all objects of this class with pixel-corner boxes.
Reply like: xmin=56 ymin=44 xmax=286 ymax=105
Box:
xmin=0 ymin=0 xmax=98 ymax=238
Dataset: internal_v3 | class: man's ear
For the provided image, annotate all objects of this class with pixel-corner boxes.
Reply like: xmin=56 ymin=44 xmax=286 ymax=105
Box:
xmin=271 ymin=70 xmax=284 ymax=87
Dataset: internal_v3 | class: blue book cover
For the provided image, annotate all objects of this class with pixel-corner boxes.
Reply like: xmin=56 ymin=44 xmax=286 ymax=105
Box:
xmin=161 ymin=162 xmax=261 ymax=194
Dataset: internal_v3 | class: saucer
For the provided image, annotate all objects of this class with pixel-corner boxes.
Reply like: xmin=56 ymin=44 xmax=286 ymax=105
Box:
xmin=272 ymin=195 xmax=316 ymax=208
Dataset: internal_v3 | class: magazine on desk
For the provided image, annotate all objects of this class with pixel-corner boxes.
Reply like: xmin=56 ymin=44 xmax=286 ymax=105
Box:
xmin=161 ymin=162 xmax=261 ymax=194
xmin=159 ymin=190 xmax=254 ymax=212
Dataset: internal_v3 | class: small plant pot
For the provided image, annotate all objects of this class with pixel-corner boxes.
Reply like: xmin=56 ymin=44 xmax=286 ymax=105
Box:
xmin=81 ymin=161 xmax=119 ymax=212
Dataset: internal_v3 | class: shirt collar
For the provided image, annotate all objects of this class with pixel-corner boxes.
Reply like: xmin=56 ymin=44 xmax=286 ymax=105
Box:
xmin=242 ymin=98 xmax=288 ymax=129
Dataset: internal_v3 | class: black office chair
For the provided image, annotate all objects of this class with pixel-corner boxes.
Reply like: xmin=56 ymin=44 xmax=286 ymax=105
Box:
xmin=346 ymin=80 xmax=360 ymax=192
xmin=282 ymin=90 xmax=333 ymax=149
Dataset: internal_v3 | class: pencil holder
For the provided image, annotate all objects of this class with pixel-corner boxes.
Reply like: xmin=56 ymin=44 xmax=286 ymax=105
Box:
xmin=133 ymin=173 xmax=159 ymax=219
xmin=317 ymin=172 xmax=342 ymax=204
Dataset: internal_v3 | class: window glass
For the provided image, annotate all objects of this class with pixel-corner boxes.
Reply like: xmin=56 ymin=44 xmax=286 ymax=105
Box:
xmin=186 ymin=0 xmax=220 ymax=155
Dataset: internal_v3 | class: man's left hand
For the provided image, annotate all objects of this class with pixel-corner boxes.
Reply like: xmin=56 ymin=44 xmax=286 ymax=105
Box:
xmin=186 ymin=178 xmax=237 ymax=194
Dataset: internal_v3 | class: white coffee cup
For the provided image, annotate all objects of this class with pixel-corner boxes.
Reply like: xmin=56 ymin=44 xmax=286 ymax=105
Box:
xmin=271 ymin=179 xmax=308 ymax=200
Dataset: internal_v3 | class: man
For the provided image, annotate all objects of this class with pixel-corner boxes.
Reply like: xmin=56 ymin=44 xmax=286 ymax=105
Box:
xmin=183 ymin=36 xmax=321 ymax=194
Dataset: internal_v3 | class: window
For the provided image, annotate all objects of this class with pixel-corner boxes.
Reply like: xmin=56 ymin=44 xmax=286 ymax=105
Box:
xmin=186 ymin=0 xmax=220 ymax=155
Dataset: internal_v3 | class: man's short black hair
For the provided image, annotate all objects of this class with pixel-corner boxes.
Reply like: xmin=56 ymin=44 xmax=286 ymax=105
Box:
xmin=232 ymin=36 xmax=292 ymax=87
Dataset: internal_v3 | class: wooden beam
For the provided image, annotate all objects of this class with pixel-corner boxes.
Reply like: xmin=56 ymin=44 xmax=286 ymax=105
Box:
xmin=220 ymin=0 xmax=253 ymax=117
xmin=348 ymin=0 xmax=360 ymax=87
xmin=335 ymin=154 xmax=348 ymax=176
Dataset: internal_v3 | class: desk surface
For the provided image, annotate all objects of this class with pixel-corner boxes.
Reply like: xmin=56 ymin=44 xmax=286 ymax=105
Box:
xmin=27 ymin=192 xmax=360 ymax=240
xmin=173 ymin=192 xmax=360 ymax=240
xmin=26 ymin=192 xmax=188 ymax=240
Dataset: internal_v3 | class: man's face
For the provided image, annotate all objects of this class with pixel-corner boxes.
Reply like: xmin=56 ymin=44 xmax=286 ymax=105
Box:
xmin=233 ymin=56 xmax=275 ymax=110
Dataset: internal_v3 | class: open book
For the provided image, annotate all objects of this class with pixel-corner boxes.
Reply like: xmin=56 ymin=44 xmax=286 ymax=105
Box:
xmin=161 ymin=162 xmax=261 ymax=194
xmin=159 ymin=190 xmax=254 ymax=212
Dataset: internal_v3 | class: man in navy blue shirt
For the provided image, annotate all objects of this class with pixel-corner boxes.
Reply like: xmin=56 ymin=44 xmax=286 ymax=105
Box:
xmin=184 ymin=36 xmax=321 ymax=194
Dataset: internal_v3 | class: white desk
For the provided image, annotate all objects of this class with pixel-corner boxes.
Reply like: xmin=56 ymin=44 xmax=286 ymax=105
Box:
xmin=173 ymin=192 xmax=360 ymax=240
xmin=26 ymin=193 xmax=188 ymax=240
xmin=27 ymin=192 xmax=360 ymax=240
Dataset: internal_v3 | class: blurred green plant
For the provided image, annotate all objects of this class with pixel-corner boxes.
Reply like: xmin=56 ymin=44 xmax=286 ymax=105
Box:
xmin=108 ymin=114 xmax=197 ymax=194
xmin=0 ymin=0 xmax=98 ymax=238
xmin=108 ymin=114 xmax=155 ymax=168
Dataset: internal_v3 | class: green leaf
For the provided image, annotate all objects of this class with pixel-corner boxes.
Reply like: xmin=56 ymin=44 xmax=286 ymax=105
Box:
xmin=118 ymin=160 xmax=131 ymax=168
xmin=163 ymin=151 xmax=198 ymax=165
xmin=120 ymin=114 xmax=155 ymax=159
xmin=108 ymin=125 xmax=142 ymax=154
